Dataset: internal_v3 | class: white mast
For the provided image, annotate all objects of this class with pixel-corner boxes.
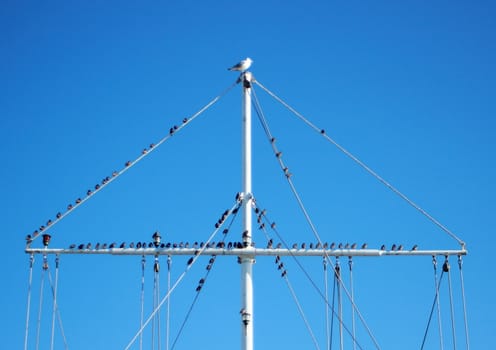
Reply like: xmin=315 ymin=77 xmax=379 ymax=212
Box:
xmin=240 ymin=71 xmax=254 ymax=350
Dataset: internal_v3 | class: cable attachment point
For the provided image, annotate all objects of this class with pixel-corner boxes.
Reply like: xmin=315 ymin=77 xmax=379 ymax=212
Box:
xmin=240 ymin=308 xmax=252 ymax=326
xmin=443 ymin=257 xmax=450 ymax=272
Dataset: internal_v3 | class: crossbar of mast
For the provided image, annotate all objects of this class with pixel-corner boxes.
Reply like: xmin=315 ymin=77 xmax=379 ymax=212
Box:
xmin=25 ymin=247 xmax=467 ymax=257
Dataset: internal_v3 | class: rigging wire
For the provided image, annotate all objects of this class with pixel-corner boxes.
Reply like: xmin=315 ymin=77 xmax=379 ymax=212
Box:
xmin=124 ymin=200 xmax=241 ymax=350
xmin=49 ymin=256 xmax=59 ymax=350
xmin=457 ymin=256 xmax=470 ymax=350
xmin=140 ymin=255 xmax=146 ymax=350
xmin=283 ymin=269 xmax=322 ymax=350
xmin=323 ymin=258 xmax=331 ymax=350
xmin=253 ymin=79 xmax=466 ymax=249
xmin=251 ymin=88 xmax=380 ymax=350
xmin=170 ymin=205 xmax=240 ymax=350
xmin=444 ymin=258 xmax=457 ymax=350
xmin=27 ymin=79 xmax=239 ymax=246
xmin=336 ymin=260 xmax=344 ymax=350
xmin=257 ymin=218 xmax=321 ymax=349
xmin=349 ymin=257 xmax=357 ymax=350
xmin=35 ymin=255 xmax=47 ymax=350
xmin=251 ymin=197 xmax=366 ymax=350
xmin=24 ymin=254 xmax=34 ymax=350
xmin=420 ymin=257 xmax=445 ymax=350
xmin=166 ymin=255 xmax=172 ymax=350
xmin=46 ymin=258 xmax=69 ymax=350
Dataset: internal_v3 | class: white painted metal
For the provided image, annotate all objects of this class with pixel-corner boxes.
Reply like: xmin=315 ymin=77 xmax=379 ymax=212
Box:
xmin=240 ymin=71 xmax=254 ymax=350
xmin=25 ymin=247 xmax=467 ymax=257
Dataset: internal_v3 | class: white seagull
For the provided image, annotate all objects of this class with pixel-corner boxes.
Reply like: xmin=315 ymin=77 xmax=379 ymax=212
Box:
xmin=228 ymin=57 xmax=253 ymax=72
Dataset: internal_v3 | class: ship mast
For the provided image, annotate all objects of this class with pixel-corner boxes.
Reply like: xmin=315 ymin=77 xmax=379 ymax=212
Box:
xmin=240 ymin=71 xmax=254 ymax=350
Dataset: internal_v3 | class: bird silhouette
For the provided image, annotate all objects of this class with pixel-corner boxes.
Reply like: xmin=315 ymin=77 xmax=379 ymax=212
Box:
xmin=69 ymin=244 xmax=76 ymax=249
xmin=120 ymin=242 xmax=126 ymax=249
xmin=412 ymin=244 xmax=418 ymax=251
xmin=56 ymin=212 xmax=62 ymax=219
xmin=361 ymin=243 xmax=368 ymax=249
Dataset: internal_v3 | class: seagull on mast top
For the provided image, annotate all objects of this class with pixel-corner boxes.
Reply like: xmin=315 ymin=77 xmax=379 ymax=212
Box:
xmin=228 ymin=57 xmax=253 ymax=72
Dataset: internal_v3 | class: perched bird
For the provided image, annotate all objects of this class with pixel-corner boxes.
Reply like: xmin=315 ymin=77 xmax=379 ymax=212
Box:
xmin=351 ymin=243 xmax=357 ymax=249
xmin=380 ymin=244 xmax=386 ymax=250
xmin=228 ymin=58 xmax=253 ymax=72
xmin=78 ymin=244 xmax=84 ymax=250
xmin=338 ymin=243 xmax=343 ymax=249
xmin=276 ymin=243 xmax=282 ymax=249
xmin=86 ymin=243 xmax=92 ymax=250
xmin=101 ymin=243 xmax=108 ymax=249
xmin=412 ymin=244 xmax=418 ymax=251
xmin=397 ymin=244 xmax=403 ymax=251
xmin=136 ymin=242 xmax=142 ymax=249
xmin=109 ymin=242 xmax=116 ymax=249
xmin=301 ymin=243 xmax=306 ymax=249
xmin=361 ymin=243 xmax=368 ymax=249
xmin=69 ymin=244 xmax=76 ymax=249
xmin=330 ymin=242 xmax=335 ymax=249
xmin=95 ymin=243 xmax=100 ymax=250
xmin=391 ymin=244 xmax=397 ymax=251
xmin=129 ymin=242 xmax=135 ymax=248
xmin=292 ymin=243 xmax=298 ymax=249
xmin=56 ymin=212 xmax=62 ymax=219
xmin=120 ymin=242 xmax=126 ymax=249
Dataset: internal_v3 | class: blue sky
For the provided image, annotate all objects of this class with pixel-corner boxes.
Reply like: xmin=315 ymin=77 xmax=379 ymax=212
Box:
xmin=2 ymin=1 xmax=495 ymax=349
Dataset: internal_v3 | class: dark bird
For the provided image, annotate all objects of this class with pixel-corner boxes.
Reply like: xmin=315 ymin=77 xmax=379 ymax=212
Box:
xmin=275 ymin=152 xmax=282 ymax=158
xmin=75 ymin=198 xmax=82 ymax=204
xmin=33 ymin=230 xmax=39 ymax=237
xmin=380 ymin=244 xmax=386 ymax=250
xmin=109 ymin=242 xmax=116 ymax=249
xmin=125 ymin=161 xmax=131 ymax=167
xmin=320 ymin=129 xmax=326 ymax=134
xmin=120 ymin=242 xmax=126 ymax=249
xmin=397 ymin=244 xmax=403 ymax=251
xmin=112 ymin=171 xmax=118 ymax=177
xmin=69 ymin=244 xmax=76 ymax=249
xmin=351 ymin=243 xmax=357 ymax=249
xmin=199 ymin=278 xmax=205 ymax=285
xmin=344 ymin=243 xmax=349 ymax=249
xmin=223 ymin=229 xmax=229 ymax=234
xmin=187 ymin=257 xmax=194 ymax=265
xmin=330 ymin=242 xmax=335 ymax=249
xmin=275 ymin=256 xmax=280 ymax=263
xmin=338 ymin=243 xmax=343 ymax=249
xmin=102 ymin=243 xmax=108 ymax=249
xmin=56 ymin=212 xmax=62 ymax=219
xmin=271 ymin=222 xmax=276 ymax=229
xmin=67 ymin=204 xmax=73 ymax=210
xmin=281 ymin=271 xmax=287 ymax=277
xmin=196 ymin=285 xmax=202 ymax=292
xmin=95 ymin=243 xmax=100 ymax=250
xmin=292 ymin=243 xmax=298 ymax=249
xmin=301 ymin=243 xmax=306 ymax=249
xmin=95 ymin=184 xmax=100 ymax=190
xmin=86 ymin=243 xmax=92 ymax=250
xmin=129 ymin=242 xmax=135 ymax=248
xmin=182 ymin=118 xmax=188 ymax=124
xmin=142 ymin=149 xmax=148 ymax=155
xmin=361 ymin=243 xmax=368 ymax=249
xmin=78 ymin=244 xmax=84 ymax=250
xmin=87 ymin=189 xmax=92 ymax=196
xmin=316 ymin=243 xmax=322 ymax=249
xmin=148 ymin=242 xmax=154 ymax=248
xmin=267 ymin=239 xmax=273 ymax=248
xmin=47 ymin=219 xmax=52 ymax=226
xmin=309 ymin=243 xmax=314 ymax=249
xmin=278 ymin=263 xmax=284 ymax=270
xmin=136 ymin=242 xmax=142 ymax=249
xmin=412 ymin=244 xmax=418 ymax=251
xmin=391 ymin=244 xmax=397 ymax=251
xmin=323 ymin=242 xmax=328 ymax=249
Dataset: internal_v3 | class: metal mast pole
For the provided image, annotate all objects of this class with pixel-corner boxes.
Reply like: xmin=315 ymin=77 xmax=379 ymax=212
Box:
xmin=240 ymin=71 xmax=254 ymax=350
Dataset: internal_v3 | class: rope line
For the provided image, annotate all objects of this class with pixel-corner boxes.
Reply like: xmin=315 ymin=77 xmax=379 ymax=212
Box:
xmin=458 ymin=256 xmax=470 ymax=350
xmin=35 ymin=256 xmax=48 ymax=350
xmin=252 ymin=89 xmax=381 ymax=349
xmin=171 ymin=204 xmax=240 ymax=349
xmin=420 ymin=258 xmax=445 ymax=350
xmin=166 ymin=256 xmax=172 ymax=350
xmin=253 ymin=80 xmax=466 ymax=249
xmin=349 ymin=257 xmax=357 ymax=350
xmin=336 ymin=260 xmax=344 ymax=350
xmin=124 ymin=200 xmax=241 ymax=350
xmin=24 ymin=254 xmax=34 ymax=350
xmin=283 ymin=271 xmax=321 ymax=350
xmin=46 ymin=258 xmax=69 ymax=350
xmin=324 ymin=258 xmax=331 ymax=350
xmin=139 ymin=256 xmax=145 ymax=350
xmin=251 ymin=200 xmax=366 ymax=350
xmin=257 ymin=216 xmax=320 ymax=349
xmin=445 ymin=258 xmax=457 ymax=350
xmin=26 ymin=79 xmax=239 ymax=246
xmin=49 ymin=256 xmax=59 ymax=350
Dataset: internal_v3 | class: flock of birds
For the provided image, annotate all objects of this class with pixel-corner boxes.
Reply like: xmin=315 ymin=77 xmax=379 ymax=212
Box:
xmin=56 ymin=239 xmax=418 ymax=252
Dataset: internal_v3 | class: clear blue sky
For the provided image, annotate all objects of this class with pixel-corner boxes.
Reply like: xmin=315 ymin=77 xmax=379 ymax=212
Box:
xmin=2 ymin=1 xmax=495 ymax=349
